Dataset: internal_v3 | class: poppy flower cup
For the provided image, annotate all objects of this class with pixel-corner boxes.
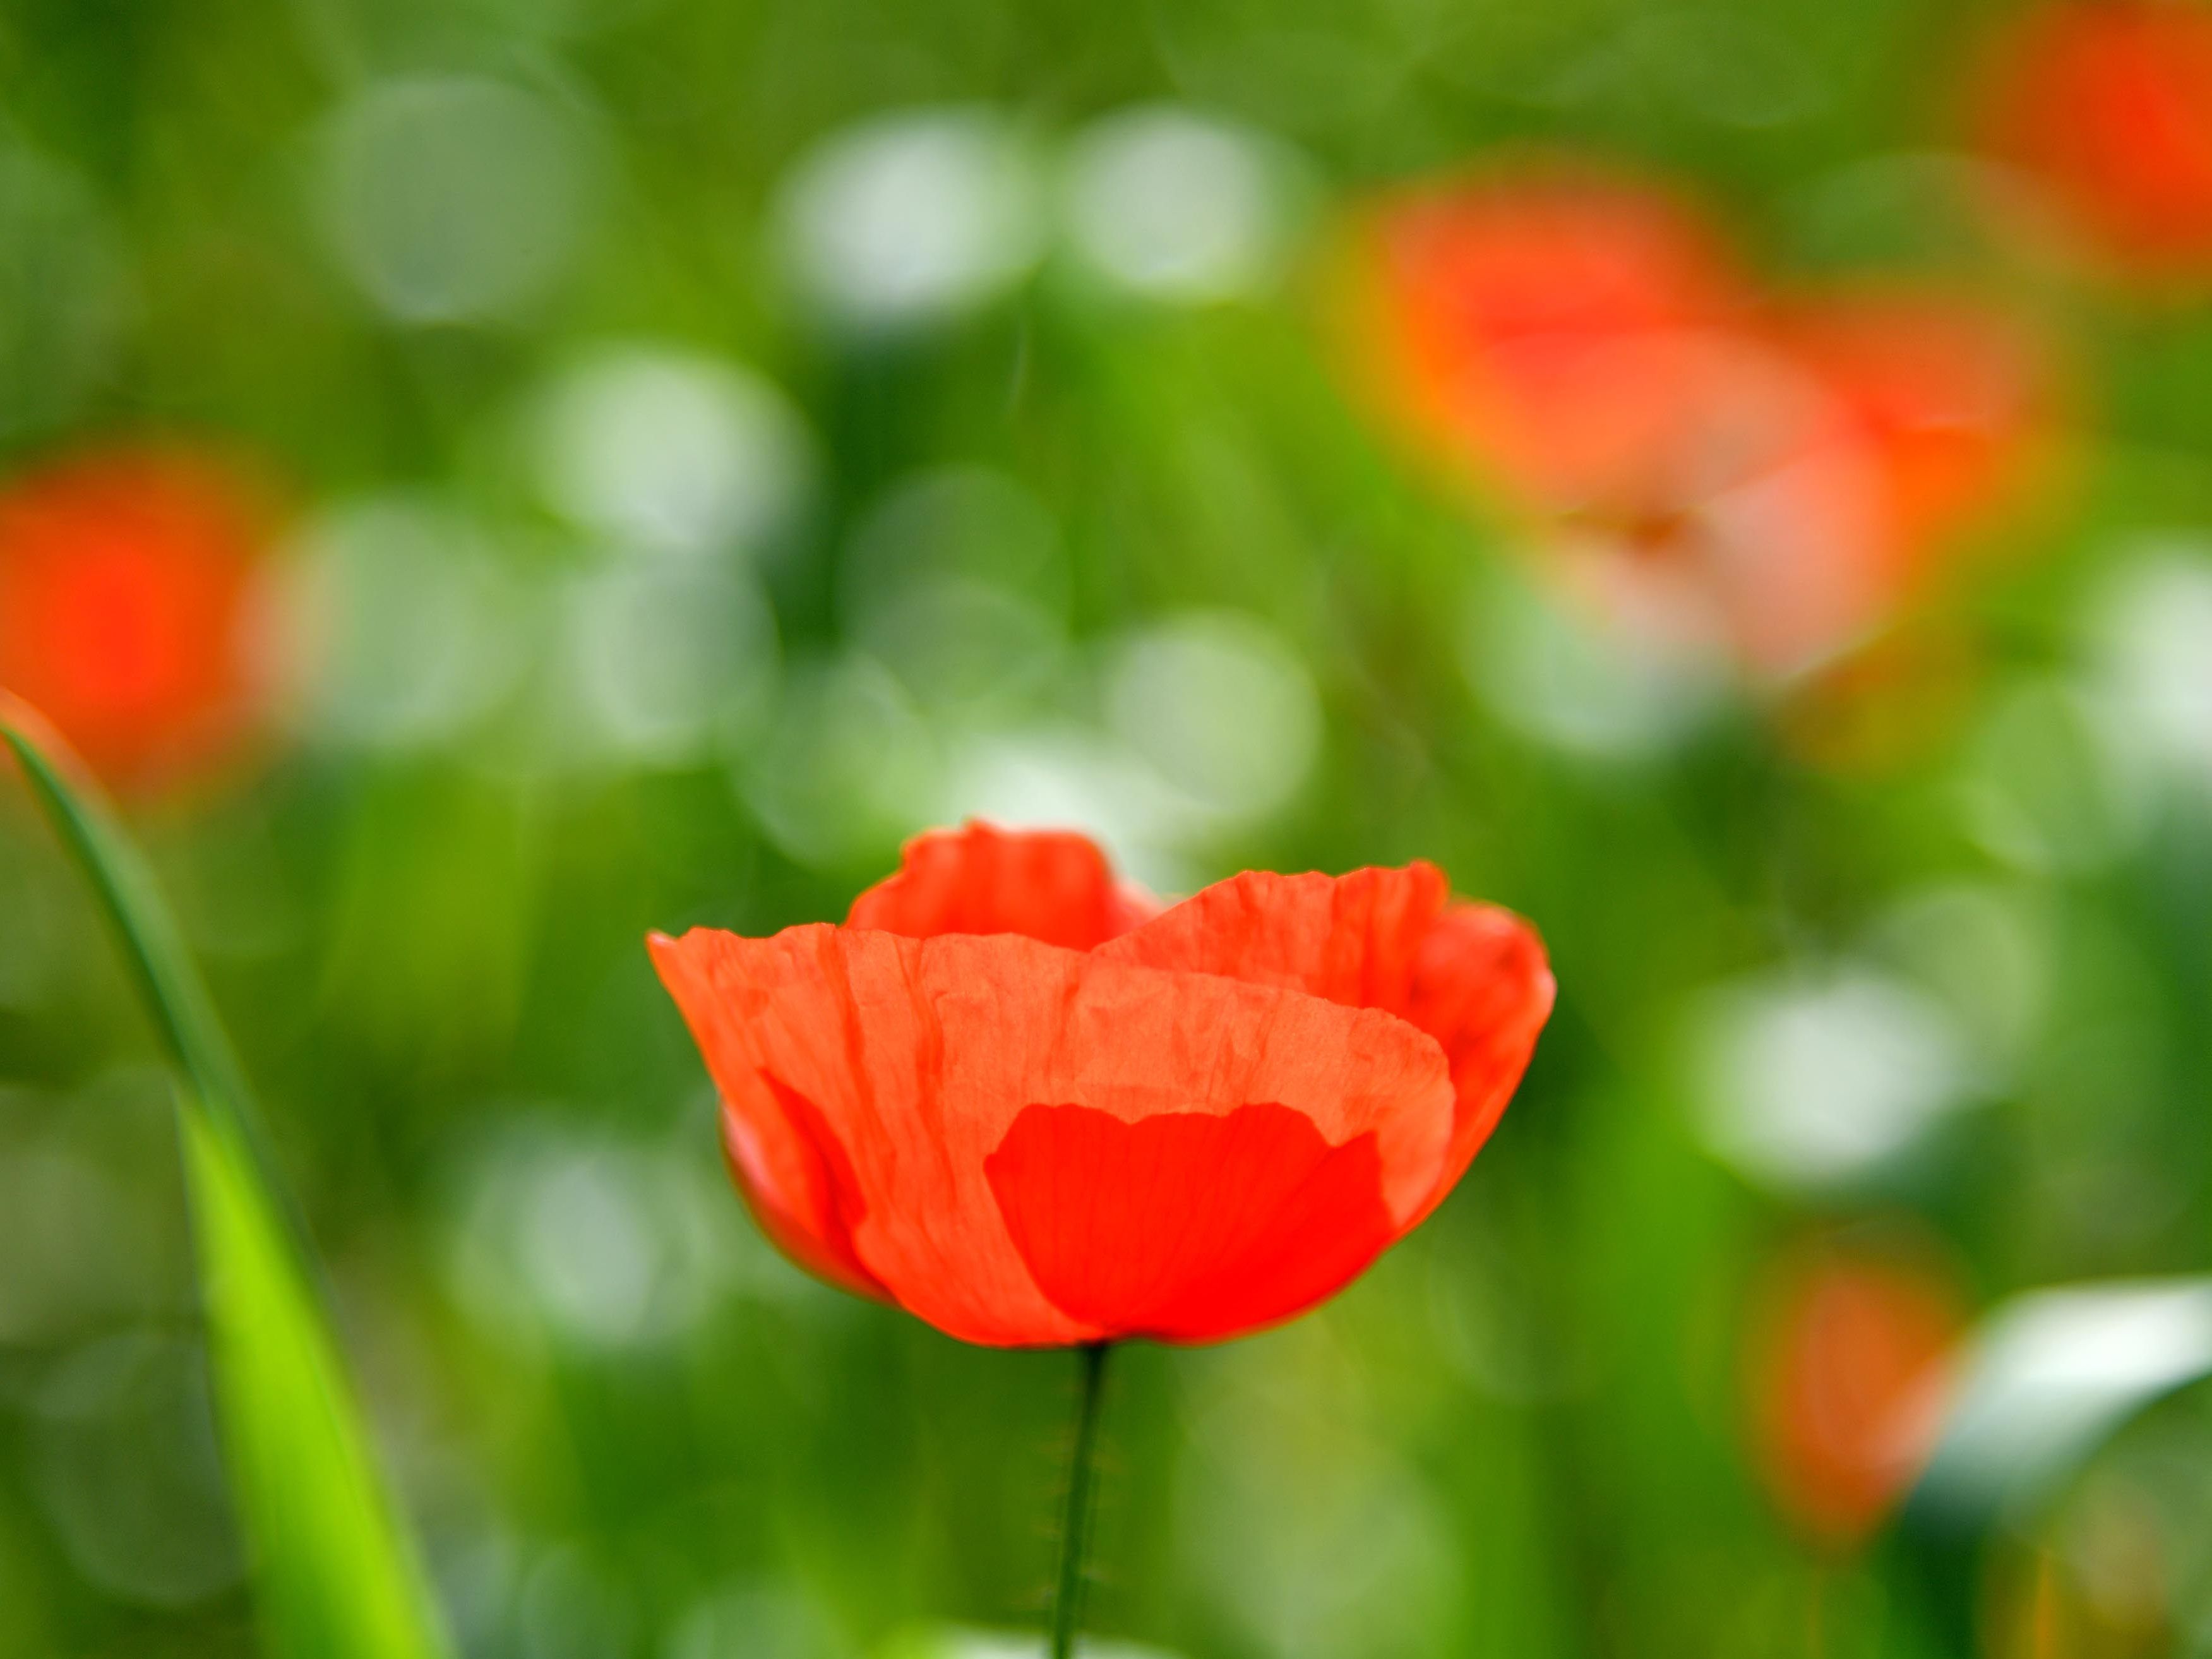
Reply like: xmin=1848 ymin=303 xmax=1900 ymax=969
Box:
xmin=650 ymin=823 xmax=1555 ymax=1347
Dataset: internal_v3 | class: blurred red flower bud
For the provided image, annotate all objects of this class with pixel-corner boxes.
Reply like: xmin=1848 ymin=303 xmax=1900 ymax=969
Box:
xmin=1976 ymin=0 xmax=2212 ymax=282
xmin=1747 ymin=1245 xmax=1964 ymax=1547
xmin=0 ymin=446 xmax=277 ymax=791
xmin=651 ymin=822 xmax=1554 ymax=1346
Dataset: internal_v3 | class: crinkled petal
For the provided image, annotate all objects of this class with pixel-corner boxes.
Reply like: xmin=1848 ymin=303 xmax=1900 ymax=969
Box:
xmin=846 ymin=821 xmax=1156 ymax=949
xmin=1101 ymin=865 xmax=1554 ymax=1218
xmin=1101 ymin=863 xmax=1452 ymax=1004
xmin=1402 ymin=901 xmax=1557 ymax=1222
xmin=649 ymin=924 xmax=1454 ymax=1346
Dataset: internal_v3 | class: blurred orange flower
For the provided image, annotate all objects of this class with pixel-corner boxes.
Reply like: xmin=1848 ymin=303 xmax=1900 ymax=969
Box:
xmin=0 ymin=446 xmax=275 ymax=790
xmin=1746 ymin=1245 xmax=1964 ymax=1548
xmin=1351 ymin=160 xmax=2060 ymax=680
xmin=1976 ymin=0 xmax=2212 ymax=282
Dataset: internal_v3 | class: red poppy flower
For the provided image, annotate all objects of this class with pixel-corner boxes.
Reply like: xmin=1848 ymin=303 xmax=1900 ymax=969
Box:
xmin=0 ymin=447 xmax=273 ymax=788
xmin=650 ymin=822 xmax=1554 ymax=1346
xmin=1747 ymin=1247 xmax=1963 ymax=1547
xmin=1976 ymin=0 xmax=2212 ymax=280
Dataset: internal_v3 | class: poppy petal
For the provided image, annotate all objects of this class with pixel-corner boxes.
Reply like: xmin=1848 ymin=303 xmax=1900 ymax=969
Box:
xmin=985 ymin=1101 xmax=1397 ymax=1342
xmin=1100 ymin=863 xmax=1453 ymax=1007
xmin=846 ymin=821 xmax=1156 ymax=950
xmin=734 ymin=1070 xmax=889 ymax=1309
xmin=1402 ymin=900 xmax=1557 ymax=1222
xmin=653 ymin=936 xmax=887 ymax=1300
xmin=1102 ymin=865 xmax=1553 ymax=1213
xmin=649 ymin=924 xmax=1454 ymax=1345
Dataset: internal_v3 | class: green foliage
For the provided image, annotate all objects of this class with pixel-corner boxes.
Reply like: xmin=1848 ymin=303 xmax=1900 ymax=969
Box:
xmin=3 ymin=707 xmax=453 ymax=1659
xmin=177 ymin=1093 xmax=454 ymax=1659
xmin=11 ymin=0 xmax=2212 ymax=1648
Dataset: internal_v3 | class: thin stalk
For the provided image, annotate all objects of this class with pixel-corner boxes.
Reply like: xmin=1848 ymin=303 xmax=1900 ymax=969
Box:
xmin=1048 ymin=1342 xmax=1112 ymax=1659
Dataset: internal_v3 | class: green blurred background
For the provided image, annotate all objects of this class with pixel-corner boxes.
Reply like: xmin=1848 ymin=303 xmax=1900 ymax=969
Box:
xmin=10 ymin=0 xmax=2212 ymax=1653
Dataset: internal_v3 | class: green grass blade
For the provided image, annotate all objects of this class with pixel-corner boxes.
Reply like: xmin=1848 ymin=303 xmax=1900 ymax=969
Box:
xmin=1 ymin=702 xmax=253 ymax=1118
xmin=179 ymin=1093 xmax=455 ymax=1659
xmin=3 ymin=698 xmax=453 ymax=1659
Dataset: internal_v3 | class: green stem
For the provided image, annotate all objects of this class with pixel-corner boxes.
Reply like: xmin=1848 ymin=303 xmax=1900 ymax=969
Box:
xmin=1049 ymin=1342 xmax=1112 ymax=1659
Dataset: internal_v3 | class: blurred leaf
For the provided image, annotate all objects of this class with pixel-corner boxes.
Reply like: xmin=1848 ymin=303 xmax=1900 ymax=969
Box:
xmin=1910 ymin=1277 xmax=2212 ymax=1530
xmin=1 ymin=696 xmax=453 ymax=1659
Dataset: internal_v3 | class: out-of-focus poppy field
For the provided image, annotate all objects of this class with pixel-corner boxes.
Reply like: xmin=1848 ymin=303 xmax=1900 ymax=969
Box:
xmin=13 ymin=0 xmax=2212 ymax=1652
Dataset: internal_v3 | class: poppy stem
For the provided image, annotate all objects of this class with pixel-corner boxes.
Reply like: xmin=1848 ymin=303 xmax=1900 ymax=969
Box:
xmin=1048 ymin=1341 xmax=1112 ymax=1659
